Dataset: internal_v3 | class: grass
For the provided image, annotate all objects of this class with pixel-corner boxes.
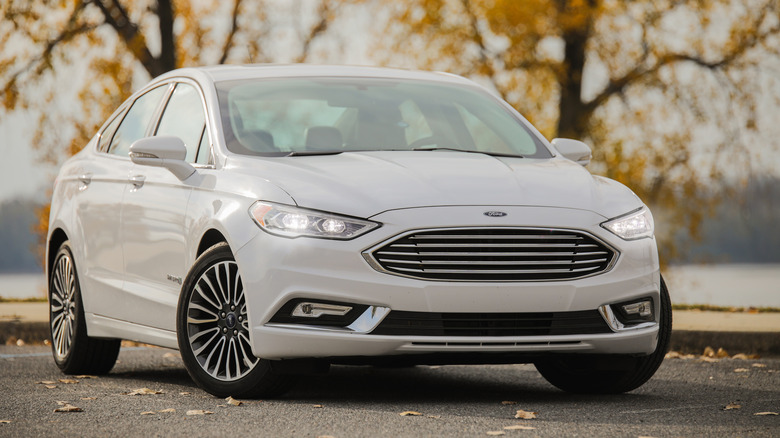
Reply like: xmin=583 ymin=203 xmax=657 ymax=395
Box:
xmin=672 ymin=304 xmax=780 ymax=313
xmin=0 ymin=296 xmax=47 ymax=303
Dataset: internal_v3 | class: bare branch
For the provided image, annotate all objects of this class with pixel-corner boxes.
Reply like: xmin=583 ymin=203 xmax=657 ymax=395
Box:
xmin=219 ymin=0 xmax=243 ymax=64
xmin=295 ymin=0 xmax=335 ymax=63
xmin=92 ymin=0 xmax=161 ymax=77
xmin=585 ymin=1 xmax=780 ymax=115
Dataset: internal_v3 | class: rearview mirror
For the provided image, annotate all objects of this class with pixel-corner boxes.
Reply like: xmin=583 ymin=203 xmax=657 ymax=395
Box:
xmin=551 ymin=138 xmax=592 ymax=166
xmin=129 ymin=136 xmax=196 ymax=180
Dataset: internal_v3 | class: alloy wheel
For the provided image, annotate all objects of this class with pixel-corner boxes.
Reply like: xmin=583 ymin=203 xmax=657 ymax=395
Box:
xmin=50 ymin=252 xmax=77 ymax=360
xmin=185 ymin=261 xmax=258 ymax=381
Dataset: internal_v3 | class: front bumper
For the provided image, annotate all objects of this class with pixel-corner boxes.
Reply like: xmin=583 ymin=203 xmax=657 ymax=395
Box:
xmin=235 ymin=206 xmax=661 ymax=360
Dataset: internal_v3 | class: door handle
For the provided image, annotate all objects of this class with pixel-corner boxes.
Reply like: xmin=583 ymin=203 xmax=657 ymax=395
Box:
xmin=78 ymin=173 xmax=92 ymax=191
xmin=78 ymin=173 xmax=92 ymax=185
xmin=129 ymin=175 xmax=146 ymax=188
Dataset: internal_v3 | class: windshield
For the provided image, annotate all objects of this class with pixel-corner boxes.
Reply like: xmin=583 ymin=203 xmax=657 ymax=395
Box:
xmin=216 ymin=77 xmax=551 ymax=158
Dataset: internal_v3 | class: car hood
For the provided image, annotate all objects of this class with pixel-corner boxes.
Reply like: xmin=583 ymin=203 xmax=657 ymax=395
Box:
xmin=226 ymin=151 xmax=642 ymax=219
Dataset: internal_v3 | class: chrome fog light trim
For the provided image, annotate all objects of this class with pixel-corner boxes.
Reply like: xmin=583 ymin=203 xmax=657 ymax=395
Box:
xmin=292 ymin=302 xmax=352 ymax=318
xmin=598 ymin=304 xmax=656 ymax=332
xmin=266 ymin=306 xmax=391 ymax=334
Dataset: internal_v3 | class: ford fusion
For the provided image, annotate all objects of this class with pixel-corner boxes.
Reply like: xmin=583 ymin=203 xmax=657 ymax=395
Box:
xmin=47 ymin=65 xmax=670 ymax=397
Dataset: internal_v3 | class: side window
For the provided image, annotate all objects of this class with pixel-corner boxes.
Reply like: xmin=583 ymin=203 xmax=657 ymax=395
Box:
xmin=156 ymin=83 xmax=207 ymax=163
xmin=97 ymin=109 xmax=125 ymax=153
xmin=108 ymin=85 xmax=168 ymax=157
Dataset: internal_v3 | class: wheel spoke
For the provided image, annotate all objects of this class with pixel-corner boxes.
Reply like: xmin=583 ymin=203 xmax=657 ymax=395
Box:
xmin=50 ymin=250 xmax=77 ymax=361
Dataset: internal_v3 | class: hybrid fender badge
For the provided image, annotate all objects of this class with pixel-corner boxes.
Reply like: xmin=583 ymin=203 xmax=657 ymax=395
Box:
xmin=484 ymin=211 xmax=508 ymax=217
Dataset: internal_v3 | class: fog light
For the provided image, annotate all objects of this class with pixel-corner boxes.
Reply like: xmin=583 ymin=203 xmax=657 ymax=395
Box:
xmin=622 ymin=300 xmax=652 ymax=318
xmin=292 ymin=302 xmax=352 ymax=318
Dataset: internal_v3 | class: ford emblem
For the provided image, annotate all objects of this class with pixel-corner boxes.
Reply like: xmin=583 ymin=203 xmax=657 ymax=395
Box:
xmin=484 ymin=211 xmax=507 ymax=217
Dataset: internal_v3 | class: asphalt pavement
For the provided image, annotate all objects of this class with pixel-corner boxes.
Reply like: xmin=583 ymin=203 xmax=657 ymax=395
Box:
xmin=0 ymin=344 xmax=778 ymax=437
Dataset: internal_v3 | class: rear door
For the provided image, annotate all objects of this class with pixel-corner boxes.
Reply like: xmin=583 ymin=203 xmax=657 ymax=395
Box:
xmin=80 ymin=84 xmax=170 ymax=320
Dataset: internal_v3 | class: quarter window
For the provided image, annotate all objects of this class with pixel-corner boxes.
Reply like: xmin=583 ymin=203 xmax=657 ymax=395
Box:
xmin=108 ymin=85 xmax=168 ymax=157
xmin=156 ymin=83 xmax=207 ymax=163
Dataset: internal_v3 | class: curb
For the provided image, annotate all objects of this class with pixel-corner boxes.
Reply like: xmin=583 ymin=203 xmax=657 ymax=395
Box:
xmin=670 ymin=330 xmax=780 ymax=357
xmin=3 ymin=321 xmax=779 ymax=358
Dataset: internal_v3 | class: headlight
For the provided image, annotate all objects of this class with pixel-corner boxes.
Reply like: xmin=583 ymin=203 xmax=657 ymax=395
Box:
xmin=601 ymin=207 xmax=654 ymax=240
xmin=250 ymin=201 xmax=379 ymax=239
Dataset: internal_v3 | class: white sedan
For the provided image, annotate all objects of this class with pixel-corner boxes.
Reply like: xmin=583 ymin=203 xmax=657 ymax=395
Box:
xmin=47 ymin=65 xmax=670 ymax=398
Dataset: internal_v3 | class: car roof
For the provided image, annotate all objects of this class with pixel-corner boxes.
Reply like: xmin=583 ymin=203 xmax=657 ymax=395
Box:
xmin=154 ymin=64 xmax=478 ymax=87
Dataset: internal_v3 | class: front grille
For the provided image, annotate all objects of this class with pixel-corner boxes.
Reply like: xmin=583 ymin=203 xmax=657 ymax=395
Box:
xmin=371 ymin=310 xmax=611 ymax=337
xmin=369 ymin=228 xmax=615 ymax=281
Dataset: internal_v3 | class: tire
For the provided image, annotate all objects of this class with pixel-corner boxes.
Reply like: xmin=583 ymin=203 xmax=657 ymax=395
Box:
xmin=49 ymin=241 xmax=120 ymax=375
xmin=534 ymin=276 xmax=672 ymax=394
xmin=176 ymin=243 xmax=296 ymax=398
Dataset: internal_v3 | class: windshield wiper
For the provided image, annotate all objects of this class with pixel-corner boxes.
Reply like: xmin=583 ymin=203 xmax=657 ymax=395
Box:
xmin=286 ymin=150 xmax=344 ymax=157
xmin=412 ymin=147 xmax=524 ymax=158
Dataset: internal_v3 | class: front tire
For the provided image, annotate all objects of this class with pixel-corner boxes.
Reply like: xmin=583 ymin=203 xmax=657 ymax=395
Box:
xmin=49 ymin=241 xmax=120 ymax=375
xmin=534 ymin=276 xmax=672 ymax=394
xmin=177 ymin=243 xmax=296 ymax=398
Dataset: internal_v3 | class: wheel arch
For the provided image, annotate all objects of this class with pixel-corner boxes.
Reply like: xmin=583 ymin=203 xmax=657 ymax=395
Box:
xmin=47 ymin=228 xmax=69 ymax=279
xmin=197 ymin=229 xmax=229 ymax=258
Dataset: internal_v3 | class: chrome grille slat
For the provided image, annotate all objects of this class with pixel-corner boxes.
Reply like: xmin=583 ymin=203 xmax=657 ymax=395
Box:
xmin=377 ymin=258 xmax=608 ymax=266
xmin=370 ymin=228 xmax=615 ymax=281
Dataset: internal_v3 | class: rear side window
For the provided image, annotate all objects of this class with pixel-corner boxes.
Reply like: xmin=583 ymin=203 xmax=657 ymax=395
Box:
xmin=108 ymin=85 xmax=168 ymax=157
xmin=155 ymin=83 xmax=207 ymax=163
xmin=97 ymin=109 xmax=125 ymax=153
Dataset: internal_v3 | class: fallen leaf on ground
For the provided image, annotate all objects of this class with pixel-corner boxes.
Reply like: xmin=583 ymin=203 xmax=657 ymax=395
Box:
xmin=186 ymin=410 xmax=213 ymax=416
xmin=700 ymin=357 xmax=720 ymax=363
xmin=486 ymin=431 xmax=505 ymax=436
xmin=80 ymin=397 xmax=96 ymax=400
xmin=45 ymin=385 xmax=57 ymax=389
xmin=400 ymin=411 xmax=422 ymax=416
xmin=179 ymin=392 xmax=191 ymax=395
xmin=124 ymin=388 xmax=164 ymax=395
xmin=703 ymin=346 xmax=715 ymax=357
xmin=312 ymin=404 xmax=323 ymax=408
xmin=58 ymin=379 xmax=79 ymax=384
xmin=716 ymin=348 xmax=729 ymax=358
xmin=140 ymin=411 xmax=155 ymax=415
xmin=504 ymin=425 xmax=536 ymax=430
xmin=158 ymin=409 xmax=176 ymax=413
xmin=225 ymin=396 xmax=243 ymax=406
xmin=54 ymin=404 xmax=82 ymax=413
xmin=501 ymin=401 xmax=517 ymax=405
xmin=74 ymin=375 xmax=97 ymax=379
xmin=732 ymin=353 xmax=749 ymax=360
xmin=734 ymin=368 xmax=749 ymax=373
xmin=426 ymin=415 xmax=441 ymax=419
xmin=515 ymin=410 xmax=537 ymax=420
xmin=754 ymin=412 xmax=779 ymax=416
xmin=16 ymin=339 xmax=25 ymax=346
xmin=0 ymin=420 xmax=10 ymax=424
xmin=752 ymin=363 xmax=767 ymax=368
xmin=724 ymin=403 xmax=741 ymax=410
xmin=36 ymin=381 xmax=57 ymax=385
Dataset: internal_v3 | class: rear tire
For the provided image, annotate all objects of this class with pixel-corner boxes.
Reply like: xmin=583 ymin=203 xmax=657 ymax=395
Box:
xmin=49 ymin=241 xmax=120 ymax=375
xmin=177 ymin=243 xmax=296 ymax=398
xmin=534 ymin=276 xmax=672 ymax=394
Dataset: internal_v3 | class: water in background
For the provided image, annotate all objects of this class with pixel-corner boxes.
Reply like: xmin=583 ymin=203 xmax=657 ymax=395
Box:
xmin=665 ymin=264 xmax=780 ymax=308
xmin=1 ymin=264 xmax=778 ymax=307
xmin=0 ymin=273 xmax=47 ymax=299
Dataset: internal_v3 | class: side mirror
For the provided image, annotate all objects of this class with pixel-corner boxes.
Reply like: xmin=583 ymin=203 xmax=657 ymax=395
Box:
xmin=551 ymin=138 xmax=592 ymax=166
xmin=129 ymin=136 xmax=196 ymax=180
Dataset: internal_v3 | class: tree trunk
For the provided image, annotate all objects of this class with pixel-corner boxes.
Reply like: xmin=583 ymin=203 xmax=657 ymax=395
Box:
xmin=556 ymin=26 xmax=589 ymax=139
